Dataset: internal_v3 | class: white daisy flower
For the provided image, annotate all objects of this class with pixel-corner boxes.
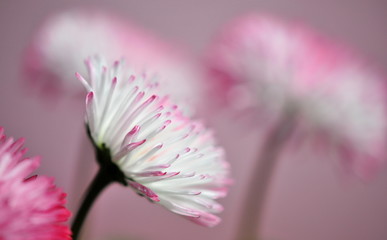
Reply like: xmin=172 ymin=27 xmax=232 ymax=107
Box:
xmin=77 ymin=57 xmax=230 ymax=227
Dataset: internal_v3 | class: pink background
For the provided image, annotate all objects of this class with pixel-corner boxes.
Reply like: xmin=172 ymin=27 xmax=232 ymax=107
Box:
xmin=1 ymin=0 xmax=387 ymax=240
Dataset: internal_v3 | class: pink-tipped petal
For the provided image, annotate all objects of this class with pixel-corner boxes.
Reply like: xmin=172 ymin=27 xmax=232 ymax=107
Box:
xmin=187 ymin=212 xmax=221 ymax=227
xmin=129 ymin=181 xmax=160 ymax=202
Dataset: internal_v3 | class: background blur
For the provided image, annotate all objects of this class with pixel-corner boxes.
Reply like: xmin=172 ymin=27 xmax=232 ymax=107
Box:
xmin=1 ymin=0 xmax=387 ymax=240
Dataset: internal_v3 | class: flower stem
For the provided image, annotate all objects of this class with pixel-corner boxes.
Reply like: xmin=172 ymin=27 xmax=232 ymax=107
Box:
xmin=71 ymin=129 xmax=128 ymax=239
xmin=235 ymin=107 xmax=298 ymax=240
xmin=71 ymin=168 xmax=113 ymax=240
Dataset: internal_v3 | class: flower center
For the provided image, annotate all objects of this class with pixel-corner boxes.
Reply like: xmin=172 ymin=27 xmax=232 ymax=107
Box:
xmin=87 ymin=125 xmax=128 ymax=185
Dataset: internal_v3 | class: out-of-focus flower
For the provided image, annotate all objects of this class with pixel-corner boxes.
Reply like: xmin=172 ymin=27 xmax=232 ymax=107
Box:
xmin=206 ymin=14 xmax=387 ymax=179
xmin=0 ymin=128 xmax=71 ymax=239
xmin=24 ymin=9 xmax=203 ymax=114
xmin=77 ymin=57 xmax=230 ymax=227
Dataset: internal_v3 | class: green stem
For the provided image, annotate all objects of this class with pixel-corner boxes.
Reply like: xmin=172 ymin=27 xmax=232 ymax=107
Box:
xmin=71 ymin=133 xmax=127 ymax=240
xmin=71 ymin=168 xmax=113 ymax=240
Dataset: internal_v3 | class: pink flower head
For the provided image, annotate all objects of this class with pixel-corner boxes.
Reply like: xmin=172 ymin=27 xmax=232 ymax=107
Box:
xmin=24 ymin=9 xmax=203 ymax=114
xmin=207 ymin=14 xmax=387 ymax=179
xmin=0 ymin=128 xmax=71 ymax=239
xmin=77 ymin=57 xmax=231 ymax=227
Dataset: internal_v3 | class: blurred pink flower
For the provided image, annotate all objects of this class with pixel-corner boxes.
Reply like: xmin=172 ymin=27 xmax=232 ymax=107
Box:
xmin=78 ymin=57 xmax=231 ymax=227
xmin=206 ymin=14 xmax=387 ymax=179
xmin=24 ymin=9 xmax=203 ymax=114
xmin=0 ymin=128 xmax=71 ymax=239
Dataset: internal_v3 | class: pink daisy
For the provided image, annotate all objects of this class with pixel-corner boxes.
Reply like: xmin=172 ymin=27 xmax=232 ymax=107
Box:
xmin=207 ymin=14 xmax=387 ymax=179
xmin=0 ymin=128 xmax=71 ymax=240
xmin=23 ymin=9 xmax=203 ymax=114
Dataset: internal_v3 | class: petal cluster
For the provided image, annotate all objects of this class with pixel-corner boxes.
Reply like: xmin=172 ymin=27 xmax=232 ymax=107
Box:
xmin=0 ymin=128 xmax=71 ymax=240
xmin=207 ymin=14 xmax=387 ymax=178
xmin=78 ymin=57 xmax=230 ymax=227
